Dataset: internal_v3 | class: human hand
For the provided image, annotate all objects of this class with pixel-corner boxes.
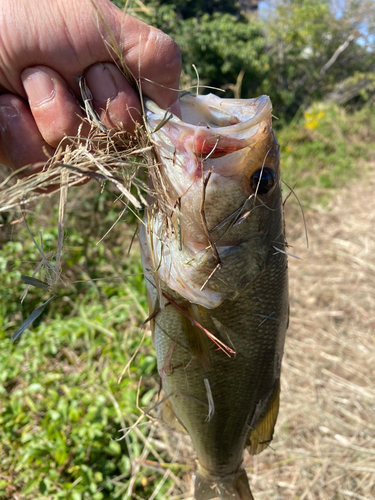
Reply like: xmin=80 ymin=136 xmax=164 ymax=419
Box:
xmin=0 ymin=0 xmax=181 ymax=174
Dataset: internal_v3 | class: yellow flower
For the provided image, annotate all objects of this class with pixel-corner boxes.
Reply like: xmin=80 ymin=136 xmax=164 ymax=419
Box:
xmin=305 ymin=119 xmax=318 ymax=129
xmin=304 ymin=109 xmax=325 ymax=130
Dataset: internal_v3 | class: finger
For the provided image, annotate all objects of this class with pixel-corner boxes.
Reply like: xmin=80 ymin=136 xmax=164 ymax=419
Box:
xmin=84 ymin=62 xmax=142 ymax=132
xmin=82 ymin=2 xmax=182 ymax=111
xmin=120 ymin=20 xmax=182 ymax=111
xmin=0 ymin=94 xmax=54 ymax=172
xmin=0 ymin=0 xmax=181 ymax=118
xmin=21 ymin=66 xmax=88 ymax=148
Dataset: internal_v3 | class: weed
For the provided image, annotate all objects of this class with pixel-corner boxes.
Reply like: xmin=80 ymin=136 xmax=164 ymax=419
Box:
xmin=277 ymin=103 xmax=375 ymax=206
xmin=0 ymin=196 xmax=185 ymax=500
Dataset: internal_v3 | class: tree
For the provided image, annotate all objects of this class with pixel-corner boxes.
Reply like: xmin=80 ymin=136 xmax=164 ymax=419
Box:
xmin=261 ymin=0 xmax=375 ymax=115
xmin=113 ymin=0 xmax=375 ymax=117
xmin=138 ymin=1 xmax=267 ymax=97
xmin=153 ymin=0 xmax=240 ymax=18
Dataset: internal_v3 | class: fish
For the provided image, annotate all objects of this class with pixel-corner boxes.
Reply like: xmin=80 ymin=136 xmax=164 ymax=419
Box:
xmin=139 ymin=92 xmax=289 ymax=500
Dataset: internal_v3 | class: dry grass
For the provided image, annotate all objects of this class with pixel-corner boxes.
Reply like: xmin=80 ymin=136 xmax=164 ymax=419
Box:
xmin=0 ymin=126 xmax=151 ymax=214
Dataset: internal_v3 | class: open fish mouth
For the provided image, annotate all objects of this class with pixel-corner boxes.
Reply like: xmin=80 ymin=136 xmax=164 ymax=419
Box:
xmin=146 ymin=93 xmax=272 ymax=163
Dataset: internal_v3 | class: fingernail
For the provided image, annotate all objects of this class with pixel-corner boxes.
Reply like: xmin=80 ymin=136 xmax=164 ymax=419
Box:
xmin=85 ymin=63 xmax=119 ymax=105
xmin=0 ymin=104 xmax=20 ymax=133
xmin=22 ymin=68 xmax=55 ymax=107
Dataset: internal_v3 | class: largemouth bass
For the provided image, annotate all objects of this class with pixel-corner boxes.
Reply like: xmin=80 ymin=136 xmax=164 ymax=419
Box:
xmin=140 ymin=92 xmax=289 ymax=500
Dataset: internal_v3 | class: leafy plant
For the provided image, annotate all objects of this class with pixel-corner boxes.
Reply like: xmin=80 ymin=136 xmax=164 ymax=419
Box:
xmin=278 ymin=102 xmax=375 ymax=205
xmin=0 ymin=195 xmax=184 ymax=500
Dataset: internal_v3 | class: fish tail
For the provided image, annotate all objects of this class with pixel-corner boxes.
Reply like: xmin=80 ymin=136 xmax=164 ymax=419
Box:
xmin=194 ymin=465 xmax=254 ymax=500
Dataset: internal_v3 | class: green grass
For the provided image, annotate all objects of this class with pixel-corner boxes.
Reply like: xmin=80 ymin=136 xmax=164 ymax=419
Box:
xmin=1 ymin=102 xmax=374 ymax=499
xmin=0 ymin=197 xmax=183 ymax=500
xmin=277 ymin=102 xmax=375 ymax=206
xmin=0 ymin=306 xmax=163 ymax=499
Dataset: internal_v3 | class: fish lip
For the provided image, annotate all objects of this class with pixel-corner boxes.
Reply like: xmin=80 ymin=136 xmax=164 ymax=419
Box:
xmin=145 ymin=93 xmax=272 ymax=137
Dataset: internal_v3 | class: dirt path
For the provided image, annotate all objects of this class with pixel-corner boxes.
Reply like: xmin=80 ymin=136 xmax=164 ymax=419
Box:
xmin=245 ymin=169 xmax=375 ymax=499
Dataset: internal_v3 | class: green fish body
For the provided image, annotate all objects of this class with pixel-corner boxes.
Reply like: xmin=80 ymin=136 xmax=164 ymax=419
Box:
xmin=140 ymin=93 xmax=289 ymax=500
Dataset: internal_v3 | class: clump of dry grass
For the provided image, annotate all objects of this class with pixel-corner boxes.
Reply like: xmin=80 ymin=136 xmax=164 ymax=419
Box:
xmin=0 ymin=116 xmax=152 ymax=215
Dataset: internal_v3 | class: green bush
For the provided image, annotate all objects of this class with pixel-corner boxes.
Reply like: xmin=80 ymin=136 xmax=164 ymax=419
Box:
xmin=0 ymin=198 xmax=181 ymax=500
xmin=278 ymin=103 xmax=375 ymax=205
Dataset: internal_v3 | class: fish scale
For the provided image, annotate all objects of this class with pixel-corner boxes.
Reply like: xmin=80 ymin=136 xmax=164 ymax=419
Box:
xmin=149 ymin=257 xmax=288 ymax=469
xmin=140 ymin=92 xmax=289 ymax=499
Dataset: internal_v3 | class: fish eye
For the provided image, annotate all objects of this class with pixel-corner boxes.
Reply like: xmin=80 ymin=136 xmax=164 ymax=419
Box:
xmin=251 ymin=168 xmax=275 ymax=195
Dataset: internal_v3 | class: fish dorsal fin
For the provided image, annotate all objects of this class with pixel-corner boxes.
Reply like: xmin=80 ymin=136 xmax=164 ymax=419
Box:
xmin=246 ymin=381 xmax=280 ymax=455
xmin=158 ymin=397 xmax=188 ymax=434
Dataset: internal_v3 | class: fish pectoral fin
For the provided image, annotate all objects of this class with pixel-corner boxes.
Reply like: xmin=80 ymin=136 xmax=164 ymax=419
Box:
xmin=180 ymin=304 xmax=211 ymax=371
xmin=158 ymin=397 xmax=188 ymax=434
xmin=246 ymin=381 xmax=280 ymax=455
